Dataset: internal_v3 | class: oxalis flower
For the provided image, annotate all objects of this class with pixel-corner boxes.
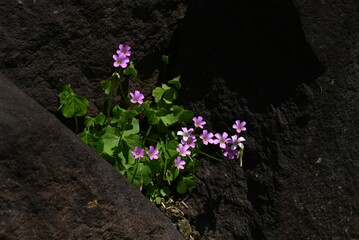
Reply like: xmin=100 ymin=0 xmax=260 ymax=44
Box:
xmin=223 ymin=146 xmax=239 ymax=160
xmin=227 ymin=134 xmax=245 ymax=150
xmin=177 ymin=127 xmax=194 ymax=141
xmin=113 ymin=53 xmax=129 ymax=68
xmin=146 ymin=146 xmax=159 ymax=160
xmin=117 ymin=44 xmax=131 ymax=57
xmin=233 ymin=120 xmax=247 ymax=133
xmin=213 ymin=132 xmax=229 ymax=149
xmin=193 ymin=116 xmax=206 ymax=129
xmin=174 ymin=157 xmax=186 ymax=170
xmin=199 ymin=130 xmax=214 ymax=145
xmin=176 ymin=143 xmax=191 ymax=157
xmin=132 ymin=146 xmax=144 ymax=159
xmin=130 ymin=90 xmax=144 ymax=104
xmin=181 ymin=136 xmax=197 ymax=148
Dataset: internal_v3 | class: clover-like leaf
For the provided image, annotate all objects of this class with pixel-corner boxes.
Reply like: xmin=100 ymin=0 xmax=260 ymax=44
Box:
xmin=152 ymin=87 xmax=164 ymax=103
xmin=168 ymin=76 xmax=181 ymax=90
xmin=123 ymin=61 xmax=138 ymax=77
xmin=58 ymin=84 xmax=89 ymax=118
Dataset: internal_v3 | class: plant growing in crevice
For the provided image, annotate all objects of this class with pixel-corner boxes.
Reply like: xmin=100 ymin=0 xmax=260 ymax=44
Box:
xmin=58 ymin=43 xmax=247 ymax=204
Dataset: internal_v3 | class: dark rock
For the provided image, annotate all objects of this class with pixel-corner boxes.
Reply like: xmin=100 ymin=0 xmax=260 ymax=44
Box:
xmin=1 ymin=0 xmax=358 ymax=239
xmin=0 ymin=75 xmax=183 ymax=239
xmin=167 ymin=0 xmax=359 ymax=239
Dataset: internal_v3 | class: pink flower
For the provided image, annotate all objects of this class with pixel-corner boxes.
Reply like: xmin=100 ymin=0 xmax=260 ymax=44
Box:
xmin=233 ymin=120 xmax=247 ymax=133
xmin=177 ymin=127 xmax=194 ymax=141
xmin=131 ymin=146 xmax=144 ymax=159
xmin=146 ymin=146 xmax=159 ymax=160
xmin=193 ymin=116 xmax=206 ymax=129
xmin=213 ymin=132 xmax=229 ymax=149
xmin=199 ymin=130 xmax=214 ymax=145
xmin=181 ymin=136 xmax=197 ymax=148
xmin=227 ymin=135 xmax=245 ymax=150
xmin=130 ymin=90 xmax=144 ymax=104
xmin=176 ymin=143 xmax=191 ymax=157
xmin=113 ymin=53 xmax=129 ymax=68
xmin=117 ymin=44 xmax=131 ymax=57
xmin=223 ymin=146 xmax=239 ymax=160
xmin=174 ymin=157 xmax=186 ymax=170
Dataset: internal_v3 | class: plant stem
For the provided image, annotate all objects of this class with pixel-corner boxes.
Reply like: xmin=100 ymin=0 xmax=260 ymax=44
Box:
xmin=163 ymin=139 xmax=168 ymax=177
xmin=131 ymin=159 xmax=140 ymax=184
xmin=118 ymin=79 xmax=126 ymax=105
xmin=143 ymin=125 xmax=152 ymax=143
xmin=198 ymin=150 xmax=223 ymax=162
xmin=107 ymin=72 xmax=120 ymax=119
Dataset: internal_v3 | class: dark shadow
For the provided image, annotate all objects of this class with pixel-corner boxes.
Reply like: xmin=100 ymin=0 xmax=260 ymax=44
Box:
xmin=167 ymin=0 xmax=324 ymax=112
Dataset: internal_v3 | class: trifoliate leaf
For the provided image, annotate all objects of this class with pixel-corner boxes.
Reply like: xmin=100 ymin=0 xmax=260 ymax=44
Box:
xmin=123 ymin=61 xmax=138 ymax=77
xmin=168 ymin=76 xmax=181 ymax=89
xmin=152 ymin=87 xmax=164 ymax=103
xmin=58 ymin=84 xmax=89 ymax=117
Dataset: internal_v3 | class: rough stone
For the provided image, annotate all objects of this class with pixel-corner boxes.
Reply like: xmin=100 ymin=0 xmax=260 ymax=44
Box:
xmin=1 ymin=0 xmax=358 ymax=239
xmin=0 ymin=75 xmax=183 ymax=239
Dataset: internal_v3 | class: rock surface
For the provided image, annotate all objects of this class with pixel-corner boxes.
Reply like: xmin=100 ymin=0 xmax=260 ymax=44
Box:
xmin=1 ymin=0 xmax=358 ymax=239
xmin=0 ymin=75 xmax=184 ymax=239
xmin=169 ymin=0 xmax=359 ymax=239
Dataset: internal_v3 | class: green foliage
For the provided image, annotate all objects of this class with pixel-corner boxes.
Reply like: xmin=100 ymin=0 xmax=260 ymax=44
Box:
xmin=58 ymin=84 xmax=89 ymax=118
xmin=57 ymin=49 xmax=245 ymax=205
xmin=57 ymin=55 xmax=202 ymax=205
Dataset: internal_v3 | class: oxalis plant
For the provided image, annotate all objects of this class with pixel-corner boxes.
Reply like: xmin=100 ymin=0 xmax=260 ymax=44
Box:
xmin=58 ymin=43 xmax=247 ymax=205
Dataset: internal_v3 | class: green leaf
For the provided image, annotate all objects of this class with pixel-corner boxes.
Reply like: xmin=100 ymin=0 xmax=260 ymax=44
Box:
xmin=100 ymin=125 xmax=121 ymax=156
xmin=144 ymin=108 xmax=167 ymax=125
xmin=112 ymin=72 xmax=121 ymax=80
xmin=78 ymin=131 xmax=103 ymax=154
xmin=147 ymin=159 xmax=163 ymax=176
xmin=160 ymin=113 xmax=180 ymax=126
xmin=127 ymin=163 xmax=152 ymax=188
xmin=95 ymin=112 xmax=107 ymax=126
xmin=160 ymin=187 xmax=170 ymax=197
xmin=176 ymin=178 xmax=187 ymax=194
xmin=118 ymin=150 xmax=136 ymax=167
xmin=171 ymin=105 xmax=194 ymax=123
xmin=84 ymin=116 xmax=95 ymax=129
xmin=123 ymin=118 xmax=140 ymax=137
xmin=165 ymin=170 xmax=174 ymax=183
xmin=180 ymin=109 xmax=194 ymax=122
xmin=163 ymin=88 xmax=178 ymax=104
xmin=112 ymin=105 xmax=137 ymax=126
xmin=161 ymin=55 xmax=169 ymax=65
xmin=59 ymin=84 xmax=74 ymax=103
xmin=152 ymin=87 xmax=164 ymax=103
xmin=183 ymin=175 xmax=196 ymax=191
xmin=58 ymin=84 xmax=89 ymax=118
xmin=167 ymin=76 xmax=181 ymax=90
xmin=123 ymin=61 xmax=138 ymax=77
xmin=123 ymin=134 xmax=143 ymax=149
xmin=100 ymin=80 xmax=112 ymax=95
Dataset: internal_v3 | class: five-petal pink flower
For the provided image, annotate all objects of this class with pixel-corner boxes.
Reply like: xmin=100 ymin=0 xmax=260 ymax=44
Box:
xmin=199 ymin=130 xmax=214 ymax=145
xmin=177 ymin=127 xmax=194 ymax=141
xmin=113 ymin=53 xmax=129 ymax=68
xmin=233 ymin=120 xmax=247 ymax=133
xmin=174 ymin=157 xmax=186 ymax=170
xmin=117 ymin=44 xmax=131 ymax=57
xmin=130 ymin=90 xmax=144 ymax=104
xmin=132 ymin=146 xmax=144 ymax=159
xmin=176 ymin=143 xmax=191 ymax=157
xmin=193 ymin=116 xmax=206 ymax=129
xmin=146 ymin=146 xmax=159 ymax=160
xmin=213 ymin=132 xmax=229 ymax=149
